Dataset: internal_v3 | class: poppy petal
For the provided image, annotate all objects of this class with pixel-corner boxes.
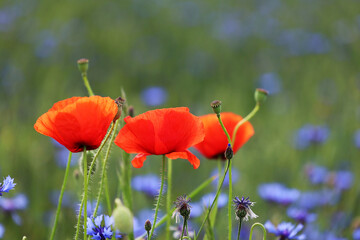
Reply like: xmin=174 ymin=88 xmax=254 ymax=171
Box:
xmin=166 ymin=150 xmax=200 ymax=169
xmin=132 ymin=153 xmax=150 ymax=168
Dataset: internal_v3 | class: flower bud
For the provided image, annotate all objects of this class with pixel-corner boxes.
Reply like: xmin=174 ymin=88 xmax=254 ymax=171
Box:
xmin=114 ymin=97 xmax=126 ymax=122
xmin=235 ymin=206 xmax=247 ymax=220
xmin=128 ymin=106 xmax=135 ymax=117
xmin=254 ymin=88 xmax=268 ymax=104
xmin=210 ymin=100 xmax=222 ymax=115
xmin=224 ymin=143 xmax=233 ymax=160
xmin=77 ymin=58 xmax=89 ymax=76
xmin=144 ymin=219 xmax=152 ymax=232
xmin=112 ymin=198 xmax=133 ymax=234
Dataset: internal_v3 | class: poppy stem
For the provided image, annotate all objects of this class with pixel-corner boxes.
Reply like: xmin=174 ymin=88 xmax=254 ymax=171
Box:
xmin=83 ymin=146 xmax=88 ymax=240
xmin=49 ymin=151 xmax=72 ymax=240
xmin=196 ymin=159 xmax=231 ymax=239
xmin=94 ymin=120 xmax=119 ymax=216
xmin=249 ymin=223 xmax=267 ymax=240
xmin=75 ymin=123 xmax=115 ymax=240
xmin=81 ymin=73 xmax=95 ymax=97
xmin=166 ymin=158 xmax=173 ymax=240
xmin=148 ymin=155 xmax=166 ymax=240
xmin=216 ymin=114 xmax=233 ymax=145
xmin=232 ymin=103 xmax=259 ymax=146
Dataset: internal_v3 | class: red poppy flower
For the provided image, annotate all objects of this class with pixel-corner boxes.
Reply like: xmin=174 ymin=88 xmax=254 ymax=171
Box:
xmin=34 ymin=96 xmax=118 ymax=153
xmin=194 ymin=112 xmax=254 ymax=159
xmin=114 ymin=107 xmax=205 ymax=169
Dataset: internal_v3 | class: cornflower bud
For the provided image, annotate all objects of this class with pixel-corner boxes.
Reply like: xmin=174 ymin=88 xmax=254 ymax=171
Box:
xmin=173 ymin=195 xmax=191 ymax=222
xmin=144 ymin=219 xmax=152 ymax=232
xmin=210 ymin=100 xmax=222 ymax=115
xmin=254 ymin=88 xmax=268 ymax=104
xmin=225 ymin=143 xmax=233 ymax=160
xmin=128 ymin=105 xmax=135 ymax=117
xmin=114 ymin=96 xmax=125 ymax=122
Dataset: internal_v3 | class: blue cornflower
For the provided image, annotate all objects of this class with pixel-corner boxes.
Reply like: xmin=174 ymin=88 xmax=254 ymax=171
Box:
xmin=304 ymin=163 xmax=328 ymax=185
xmin=87 ymin=215 xmax=121 ymax=240
xmin=258 ymin=183 xmax=300 ymax=205
xmin=265 ymin=221 xmax=305 ymax=240
xmin=0 ymin=176 xmax=16 ymax=196
xmin=232 ymin=196 xmax=258 ymax=221
xmin=293 ymin=124 xmax=329 ymax=149
xmin=0 ymin=193 xmax=28 ymax=225
xmin=354 ymin=129 xmax=360 ymax=149
xmin=0 ymin=223 xmax=4 ymax=238
xmin=211 ymin=167 xmax=240 ymax=188
xmin=141 ymin=86 xmax=168 ymax=107
xmin=287 ymin=207 xmax=317 ymax=224
xmin=327 ymin=170 xmax=353 ymax=191
xmin=353 ymin=228 xmax=360 ymax=240
xmin=131 ymin=174 xmax=166 ymax=197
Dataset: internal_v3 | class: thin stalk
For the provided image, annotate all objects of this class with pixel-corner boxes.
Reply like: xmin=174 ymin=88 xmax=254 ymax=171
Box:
xmin=166 ymin=158 xmax=173 ymax=240
xmin=148 ymin=155 xmax=166 ymax=239
xmin=94 ymin=120 xmax=118 ymax=216
xmin=180 ymin=219 xmax=187 ymax=240
xmin=81 ymin=73 xmax=94 ymax=96
xmin=104 ymin=172 xmax=112 ymax=213
xmin=49 ymin=152 xmax=73 ymax=240
xmin=228 ymin=160 xmax=233 ymax=240
xmin=83 ymin=146 xmax=88 ymax=240
xmin=237 ymin=218 xmax=243 ymax=240
xmin=196 ymin=159 xmax=231 ymax=239
xmin=249 ymin=223 xmax=267 ymax=240
xmin=232 ymin=103 xmax=259 ymax=145
xmin=135 ymin=175 xmax=216 ymax=240
xmin=217 ymin=114 xmax=232 ymax=145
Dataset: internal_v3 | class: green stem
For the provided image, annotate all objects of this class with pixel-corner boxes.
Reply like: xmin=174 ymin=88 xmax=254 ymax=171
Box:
xmin=135 ymin=175 xmax=216 ymax=240
xmin=249 ymin=223 xmax=267 ymax=240
xmin=81 ymin=73 xmax=95 ymax=96
xmin=228 ymin=160 xmax=233 ymax=240
xmin=196 ymin=159 xmax=231 ymax=239
xmin=148 ymin=155 xmax=166 ymax=240
xmin=166 ymin=158 xmax=173 ymax=240
xmin=94 ymin=120 xmax=118 ymax=216
xmin=104 ymin=172 xmax=112 ymax=213
xmin=49 ymin=152 xmax=73 ymax=240
xmin=83 ymin=146 xmax=88 ymax=240
xmin=180 ymin=218 xmax=187 ymax=240
xmin=217 ymin=114 xmax=232 ymax=145
xmin=75 ymin=123 xmax=114 ymax=240
xmin=237 ymin=218 xmax=243 ymax=240
xmin=232 ymin=103 xmax=259 ymax=145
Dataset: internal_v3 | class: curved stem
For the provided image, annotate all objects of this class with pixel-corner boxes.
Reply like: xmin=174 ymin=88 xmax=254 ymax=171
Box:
xmin=249 ymin=223 xmax=267 ymax=240
xmin=180 ymin=219 xmax=187 ymax=240
xmin=49 ymin=152 xmax=72 ymax=240
xmin=166 ymin=158 xmax=173 ymax=240
xmin=217 ymin=114 xmax=232 ymax=145
xmin=196 ymin=160 xmax=230 ymax=239
xmin=237 ymin=218 xmax=243 ymax=240
xmin=232 ymin=103 xmax=259 ymax=145
xmin=83 ymin=146 xmax=88 ymax=240
xmin=81 ymin=73 xmax=95 ymax=96
xmin=94 ymin=120 xmax=119 ymax=216
xmin=228 ymin=160 xmax=233 ymax=240
xmin=148 ymin=155 xmax=166 ymax=239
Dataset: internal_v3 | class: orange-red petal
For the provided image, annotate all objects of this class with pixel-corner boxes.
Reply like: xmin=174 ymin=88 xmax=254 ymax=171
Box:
xmin=131 ymin=153 xmax=150 ymax=168
xmin=165 ymin=150 xmax=200 ymax=169
xmin=34 ymin=96 xmax=118 ymax=152
xmin=194 ymin=112 xmax=254 ymax=159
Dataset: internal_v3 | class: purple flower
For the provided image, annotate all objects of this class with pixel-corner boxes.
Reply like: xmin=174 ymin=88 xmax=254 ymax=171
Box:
xmin=327 ymin=170 xmax=353 ymax=191
xmin=211 ymin=167 xmax=240 ymax=188
xmin=305 ymin=163 xmax=328 ymax=185
xmin=233 ymin=196 xmax=258 ymax=221
xmin=258 ymin=183 xmax=300 ymax=205
xmin=353 ymin=228 xmax=360 ymax=240
xmin=354 ymin=129 xmax=360 ymax=149
xmin=287 ymin=207 xmax=317 ymax=224
xmin=0 ymin=176 xmax=16 ymax=196
xmin=87 ymin=215 xmax=122 ymax=240
xmin=172 ymin=195 xmax=191 ymax=222
xmin=0 ymin=193 xmax=28 ymax=225
xmin=294 ymin=124 xmax=329 ymax=149
xmin=265 ymin=221 xmax=305 ymax=240
xmin=141 ymin=86 xmax=168 ymax=107
xmin=131 ymin=174 xmax=166 ymax=197
xmin=257 ymin=72 xmax=282 ymax=95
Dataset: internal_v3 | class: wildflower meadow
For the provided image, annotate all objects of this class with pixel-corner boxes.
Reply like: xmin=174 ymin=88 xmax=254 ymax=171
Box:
xmin=1 ymin=0 xmax=359 ymax=240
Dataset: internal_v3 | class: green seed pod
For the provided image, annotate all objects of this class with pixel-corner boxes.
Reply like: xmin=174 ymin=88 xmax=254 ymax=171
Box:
xmin=254 ymin=88 xmax=268 ymax=104
xmin=210 ymin=100 xmax=222 ymax=115
xmin=77 ymin=58 xmax=89 ymax=76
xmin=112 ymin=198 xmax=134 ymax=234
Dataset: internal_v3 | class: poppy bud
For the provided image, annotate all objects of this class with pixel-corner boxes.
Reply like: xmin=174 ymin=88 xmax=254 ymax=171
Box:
xmin=210 ymin=100 xmax=222 ymax=115
xmin=22 ymin=237 xmax=27 ymax=240
xmin=144 ymin=219 xmax=152 ymax=232
xmin=114 ymin=97 xmax=125 ymax=122
xmin=128 ymin=105 xmax=135 ymax=117
xmin=224 ymin=144 xmax=233 ymax=160
xmin=112 ymin=198 xmax=133 ymax=234
xmin=254 ymin=88 xmax=268 ymax=104
xmin=77 ymin=58 xmax=89 ymax=76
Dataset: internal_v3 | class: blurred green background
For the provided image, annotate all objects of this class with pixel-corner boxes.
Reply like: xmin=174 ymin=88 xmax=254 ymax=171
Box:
xmin=0 ymin=0 xmax=359 ymax=239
